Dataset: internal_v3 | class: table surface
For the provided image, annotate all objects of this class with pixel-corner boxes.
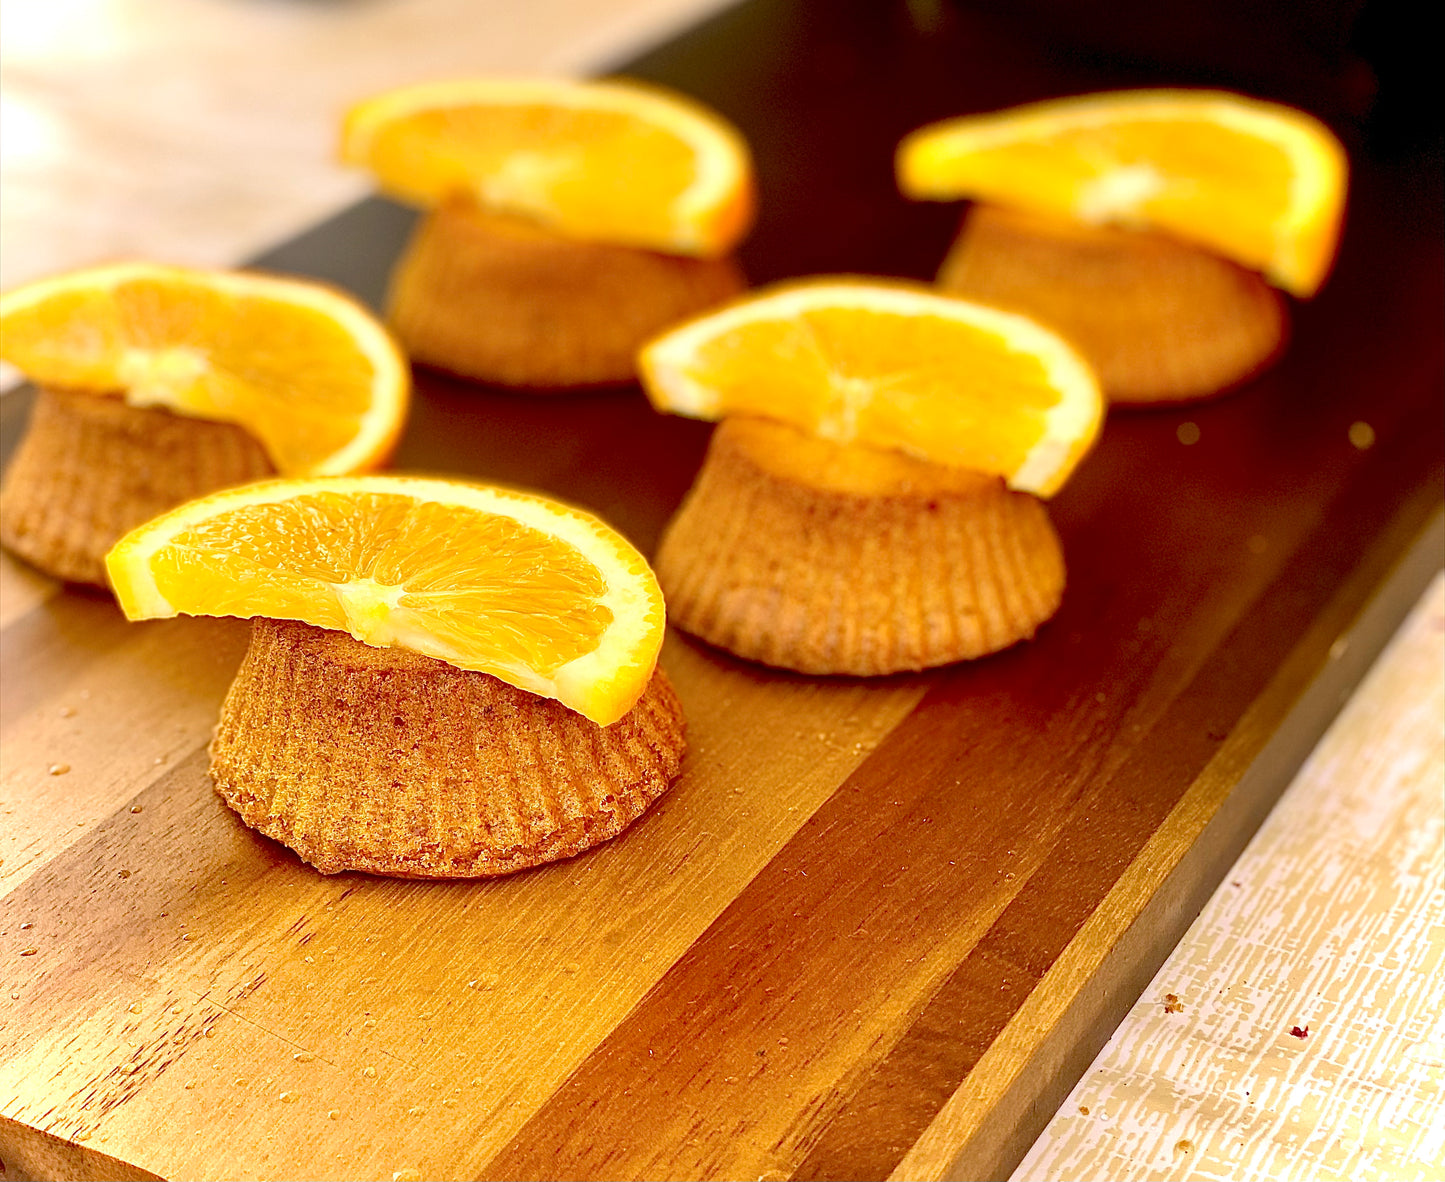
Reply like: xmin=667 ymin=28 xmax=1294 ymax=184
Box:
xmin=1 ymin=3 xmax=1441 ymax=1181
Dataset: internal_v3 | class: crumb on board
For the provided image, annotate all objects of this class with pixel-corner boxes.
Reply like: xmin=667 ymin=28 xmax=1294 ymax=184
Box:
xmin=1163 ymin=993 xmax=1184 ymax=1013
xmin=1290 ymin=1025 xmax=1310 ymax=1039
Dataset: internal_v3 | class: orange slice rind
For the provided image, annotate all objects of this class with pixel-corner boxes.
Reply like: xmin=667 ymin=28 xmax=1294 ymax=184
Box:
xmin=639 ymin=278 xmax=1103 ymax=497
xmin=340 ymin=76 xmax=755 ymax=258
xmin=0 ymin=263 xmax=409 ymax=476
xmin=897 ymin=89 xmax=1348 ymax=296
xmin=105 ymin=475 xmax=665 ymax=726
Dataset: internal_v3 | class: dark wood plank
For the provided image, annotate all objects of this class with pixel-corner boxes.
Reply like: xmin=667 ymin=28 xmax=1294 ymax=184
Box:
xmin=477 ymin=4 xmax=1445 ymax=1178
xmin=483 ymin=401 xmax=1444 ymax=1182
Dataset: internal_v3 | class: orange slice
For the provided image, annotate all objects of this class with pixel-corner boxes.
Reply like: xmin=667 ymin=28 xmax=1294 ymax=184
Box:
xmin=340 ymin=76 xmax=755 ymax=258
xmin=0 ymin=263 xmax=409 ymax=475
xmin=897 ymin=90 xmax=1348 ymax=296
xmin=105 ymin=475 xmax=665 ymax=726
xmin=638 ymin=279 xmax=1103 ymax=497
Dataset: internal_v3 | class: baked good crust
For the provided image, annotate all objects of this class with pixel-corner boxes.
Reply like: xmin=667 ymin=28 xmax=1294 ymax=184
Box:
xmin=0 ymin=387 xmax=274 ymax=586
xmin=209 ymin=618 xmax=687 ymax=877
xmin=656 ymin=417 xmax=1065 ymax=674
xmin=387 ymin=198 xmax=747 ymax=389
xmin=938 ymin=203 xmax=1287 ymax=405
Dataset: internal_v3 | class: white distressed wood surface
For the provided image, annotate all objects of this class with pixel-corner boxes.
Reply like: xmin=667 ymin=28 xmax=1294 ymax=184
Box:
xmin=0 ymin=0 xmax=737 ymax=320
xmin=1012 ymin=570 xmax=1445 ymax=1182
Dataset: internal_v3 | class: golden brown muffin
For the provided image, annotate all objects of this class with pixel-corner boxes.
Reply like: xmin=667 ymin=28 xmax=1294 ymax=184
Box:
xmin=387 ymin=197 xmax=748 ymax=389
xmin=656 ymin=417 xmax=1064 ymax=675
xmin=209 ymin=617 xmax=688 ymax=877
xmin=0 ymin=387 xmax=275 ymax=586
xmin=938 ymin=203 xmax=1288 ymax=405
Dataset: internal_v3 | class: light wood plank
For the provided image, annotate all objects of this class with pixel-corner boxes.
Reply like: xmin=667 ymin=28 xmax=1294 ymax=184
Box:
xmin=0 ymin=613 xmax=251 ymax=892
xmin=0 ymin=552 xmax=57 ymax=632
xmin=1 ymin=634 xmax=923 ymax=1180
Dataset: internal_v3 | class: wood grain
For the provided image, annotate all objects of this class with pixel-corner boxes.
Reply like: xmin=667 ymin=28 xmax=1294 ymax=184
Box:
xmin=3 ymin=631 xmax=925 ymax=1180
xmin=1012 ymin=572 xmax=1445 ymax=1182
xmin=2 ymin=2 xmax=1442 ymax=1180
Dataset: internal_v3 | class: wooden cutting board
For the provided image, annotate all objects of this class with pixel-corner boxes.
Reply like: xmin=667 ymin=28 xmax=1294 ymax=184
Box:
xmin=2 ymin=3 xmax=1441 ymax=1180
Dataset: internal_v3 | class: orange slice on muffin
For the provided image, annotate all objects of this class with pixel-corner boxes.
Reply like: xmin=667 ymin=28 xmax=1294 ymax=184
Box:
xmin=0 ymin=263 xmax=409 ymax=475
xmin=638 ymin=279 xmax=1103 ymax=497
xmin=340 ymin=77 xmax=755 ymax=258
xmin=105 ymin=475 xmax=664 ymax=726
xmin=896 ymin=90 xmax=1348 ymax=296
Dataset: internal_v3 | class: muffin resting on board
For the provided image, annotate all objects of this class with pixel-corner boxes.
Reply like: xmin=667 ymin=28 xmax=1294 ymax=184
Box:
xmin=212 ymin=618 xmax=685 ymax=877
xmin=341 ymin=76 xmax=756 ymax=389
xmin=936 ymin=204 xmax=1287 ymax=405
xmin=897 ymin=89 xmax=1348 ymax=404
xmin=1 ymin=389 xmax=274 ymax=586
xmin=656 ymin=417 xmax=1064 ymax=675
xmin=106 ymin=475 xmax=685 ymax=877
xmin=0 ymin=263 xmax=408 ymax=586
xmin=387 ymin=198 xmax=745 ymax=388
xmin=639 ymin=278 xmax=1102 ymax=674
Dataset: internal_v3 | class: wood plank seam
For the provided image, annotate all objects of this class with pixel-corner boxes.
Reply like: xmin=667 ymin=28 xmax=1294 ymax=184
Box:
xmin=892 ymin=508 xmax=1445 ymax=1182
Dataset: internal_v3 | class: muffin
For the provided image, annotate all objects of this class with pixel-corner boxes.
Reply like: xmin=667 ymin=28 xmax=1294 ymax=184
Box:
xmin=387 ymin=198 xmax=746 ymax=388
xmin=105 ymin=473 xmax=683 ymax=878
xmin=0 ymin=388 xmax=274 ymax=586
xmin=211 ymin=617 xmax=686 ymax=877
xmin=657 ymin=417 xmax=1064 ymax=674
xmin=0 ymin=262 xmax=409 ymax=587
xmin=937 ymin=203 xmax=1288 ymax=405
xmin=340 ymin=76 xmax=756 ymax=389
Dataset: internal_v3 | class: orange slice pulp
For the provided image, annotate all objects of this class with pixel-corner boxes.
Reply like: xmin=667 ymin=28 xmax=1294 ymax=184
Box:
xmin=341 ymin=76 xmax=755 ymax=258
xmin=897 ymin=89 xmax=1348 ymax=296
xmin=638 ymin=279 xmax=1103 ymax=497
xmin=105 ymin=476 xmax=665 ymax=726
xmin=0 ymin=263 xmax=409 ymax=475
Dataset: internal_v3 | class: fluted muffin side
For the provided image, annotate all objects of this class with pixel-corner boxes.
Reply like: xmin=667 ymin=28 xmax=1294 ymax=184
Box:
xmin=657 ymin=418 xmax=1064 ymax=675
xmin=939 ymin=203 xmax=1287 ymax=405
xmin=209 ymin=618 xmax=687 ymax=877
xmin=0 ymin=388 xmax=275 ymax=585
xmin=388 ymin=198 xmax=747 ymax=389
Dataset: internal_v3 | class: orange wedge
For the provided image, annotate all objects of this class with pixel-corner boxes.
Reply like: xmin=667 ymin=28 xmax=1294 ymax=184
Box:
xmin=897 ymin=90 xmax=1348 ymax=296
xmin=340 ymin=76 xmax=755 ymax=258
xmin=0 ymin=263 xmax=409 ymax=475
xmin=105 ymin=475 xmax=665 ymax=726
xmin=638 ymin=279 xmax=1103 ymax=497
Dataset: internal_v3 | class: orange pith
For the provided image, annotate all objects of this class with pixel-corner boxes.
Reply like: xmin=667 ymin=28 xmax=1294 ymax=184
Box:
xmin=639 ymin=279 xmax=1103 ymax=498
xmin=897 ymin=90 xmax=1348 ymax=296
xmin=0 ymin=264 xmax=409 ymax=476
xmin=341 ymin=78 xmax=755 ymax=257
xmin=105 ymin=476 xmax=665 ymax=726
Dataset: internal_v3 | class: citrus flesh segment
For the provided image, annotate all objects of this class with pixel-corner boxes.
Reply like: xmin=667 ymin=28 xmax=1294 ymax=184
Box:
xmin=897 ymin=90 xmax=1348 ymax=297
xmin=104 ymin=476 xmax=665 ymax=726
xmin=638 ymin=280 xmax=1103 ymax=498
xmin=0 ymin=263 xmax=409 ymax=476
xmin=340 ymin=77 xmax=755 ymax=258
